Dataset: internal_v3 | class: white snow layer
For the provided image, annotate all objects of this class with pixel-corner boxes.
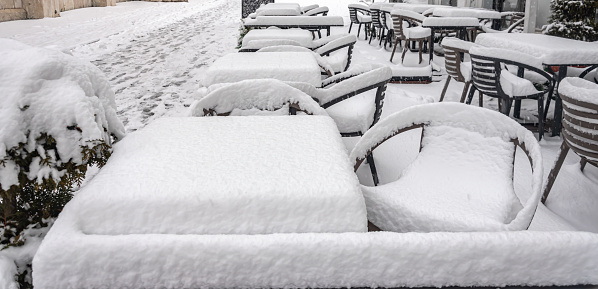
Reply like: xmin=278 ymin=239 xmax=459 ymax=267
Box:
xmin=559 ymin=77 xmax=598 ymax=105
xmin=422 ymin=16 xmax=480 ymax=27
xmin=350 ymin=103 xmax=543 ymax=231
xmin=0 ymin=39 xmax=125 ymax=190
xmin=50 ymin=116 xmax=366 ymax=235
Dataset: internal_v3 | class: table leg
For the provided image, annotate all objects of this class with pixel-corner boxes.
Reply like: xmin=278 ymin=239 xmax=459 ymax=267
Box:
xmin=327 ymin=27 xmax=330 ymax=36
xmin=428 ymin=28 xmax=435 ymax=62
xmin=551 ymin=65 xmax=567 ymax=137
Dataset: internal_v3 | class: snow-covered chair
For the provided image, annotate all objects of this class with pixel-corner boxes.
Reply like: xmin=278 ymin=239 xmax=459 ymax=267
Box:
xmin=389 ymin=9 xmax=431 ymax=64
xmin=304 ymin=6 xmax=329 ymax=38
xmin=288 ymin=63 xmax=393 ymax=185
xmin=369 ymin=4 xmax=387 ymax=46
xmin=189 ymin=79 xmax=327 ymax=117
xmin=348 ymin=4 xmax=372 ymax=39
xmin=542 ymin=78 xmax=598 ymax=203
xmin=300 ymin=4 xmax=319 ymax=14
xmin=350 ymin=102 xmax=543 ymax=232
xmin=255 ymin=35 xmax=358 ymax=74
xmin=467 ymin=46 xmax=554 ymax=140
xmin=439 ymin=37 xmax=474 ymax=103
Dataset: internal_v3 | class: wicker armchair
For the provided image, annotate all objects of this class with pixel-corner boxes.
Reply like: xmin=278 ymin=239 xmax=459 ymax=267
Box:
xmin=389 ymin=9 xmax=431 ymax=64
xmin=350 ymin=103 xmax=543 ymax=232
xmin=369 ymin=4 xmax=388 ymax=46
xmin=304 ymin=6 xmax=329 ymax=38
xmin=348 ymin=4 xmax=372 ymax=39
xmin=542 ymin=78 xmax=598 ymax=203
xmin=467 ymin=46 xmax=554 ymax=140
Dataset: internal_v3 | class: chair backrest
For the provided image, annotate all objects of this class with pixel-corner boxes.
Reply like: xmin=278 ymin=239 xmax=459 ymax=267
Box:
xmin=314 ymin=34 xmax=357 ymax=72
xmin=469 ymin=46 xmax=549 ymax=98
xmin=441 ymin=37 xmax=474 ymax=82
xmin=559 ymin=77 xmax=598 ymax=164
xmin=304 ymin=6 xmax=328 ymax=16
xmin=349 ymin=102 xmax=544 ymax=231
xmin=189 ymin=79 xmax=327 ymax=117
xmin=370 ymin=8 xmax=385 ymax=29
xmin=300 ymin=4 xmax=319 ymax=13
xmin=348 ymin=4 xmax=370 ymax=24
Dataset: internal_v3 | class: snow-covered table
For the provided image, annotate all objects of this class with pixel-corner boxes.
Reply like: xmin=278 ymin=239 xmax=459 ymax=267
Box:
xmin=204 ymin=52 xmax=322 ymax=87
xmin=422 ymin=17 xmax=479 ymax=61
xmin=243 ymin=16 xmax=344 ymax=36
xmin=241 ymin=29 xmax=314 ymax=49
xmin=432 ymin=7 xmax=501 ymax=19
xmin=43 ymin=116 xmax=367 ymax=235
xmin=476 ymin=33 xmax=598 ymax=136
xmin=255 ymin=3 xmax=301 ymax=16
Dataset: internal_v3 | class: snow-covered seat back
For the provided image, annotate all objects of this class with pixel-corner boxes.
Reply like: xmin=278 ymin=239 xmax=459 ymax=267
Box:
xmin=303 ymin=6 xmax=328 ymax=16
xmin=542 ymin=78 xmax=598 ymax=203
xmin=350 ymin=102 xmax=543 ymax=232
xmin=189 ymin=79 xmax=327 ymax=117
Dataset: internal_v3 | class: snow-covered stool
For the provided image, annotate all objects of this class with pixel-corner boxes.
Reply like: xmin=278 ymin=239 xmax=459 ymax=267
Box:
xmin=204 ymin=52 xmax=324 ymax=87
xmin=542 ymin=78 xmax=598 ymax=203
xmin=351 ymin=103 xmax=543 ymax=232
xmin=243 ymin=16 xmax=344 ymax=37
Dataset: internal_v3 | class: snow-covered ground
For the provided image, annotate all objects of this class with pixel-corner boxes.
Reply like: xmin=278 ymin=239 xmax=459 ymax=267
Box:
xmin=1 ymin=0 xmax=597 ymax=286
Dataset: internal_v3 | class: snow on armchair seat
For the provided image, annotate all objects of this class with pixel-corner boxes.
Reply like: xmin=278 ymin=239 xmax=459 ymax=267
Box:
xmin=350 ymin=103 xmax=543 ymax=232
xmin=46 ymin=116 xmax=367 ymax=235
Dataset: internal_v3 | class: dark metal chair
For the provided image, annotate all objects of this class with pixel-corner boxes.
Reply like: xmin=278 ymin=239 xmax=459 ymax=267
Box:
xmin=369 ymin=5 xmax=387 ymax=46
xmin=390 ymin=9 xmax=431 ymax=64
xmin=467 ymin=46 xmax=554 ymax=140
xmin=439 ymin=37 xmax=474 ymax=103
xmin=542 ymin=77 xmax=598 ymax=204
xmin=348 ymin=4 xmax=372 ymax=40
xmin=304 ymin=6 xmax=329 ymax=38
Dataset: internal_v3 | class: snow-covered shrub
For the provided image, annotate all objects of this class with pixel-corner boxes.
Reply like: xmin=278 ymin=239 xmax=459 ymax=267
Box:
xmin=237 ymin=19 xmax=253 ymax=48
xmin=543 ymin=0 xmax=598 ymax=41
xmin=0 ymin=39 xmax=125 ymax=247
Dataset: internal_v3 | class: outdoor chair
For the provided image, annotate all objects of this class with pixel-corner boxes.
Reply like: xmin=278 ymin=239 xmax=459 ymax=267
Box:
xmin=350 ymin=102 xmax=543 ymax=232
xmin=348 ymin=4 xmax=372 ymax=40
xmin=390 ymin=9 xmax=431 ymax=64
xmin=288 ymin=63 xmax=393 ymax=185
xmin=300 ymin=4 xmax=319 ymax=14
xmin=189 ymin=79 xmax=327 ymax=117
xmin=467 ymin=46 xmax=554 ymax=140
xmin=479 ymin=17 xmax=525 ymax=34
xmin=304 ymin=6 xmax=329 ymax=38
xmin=368 ymin=4 xmax=387 ymax=46
xmin=439 ymin=37 xmax=474 ymax=103
xmin=256 ymin=34 xmax=357 ymax=74
xmin=542 ymin=78 xmax=598 ymax=204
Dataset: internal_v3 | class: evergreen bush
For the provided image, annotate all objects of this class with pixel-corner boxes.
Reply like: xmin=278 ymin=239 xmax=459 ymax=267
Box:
xmin=544 ymin=0 xmax=598 ymax=41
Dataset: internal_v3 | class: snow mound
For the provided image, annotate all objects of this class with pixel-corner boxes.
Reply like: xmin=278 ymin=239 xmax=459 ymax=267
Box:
xmin=0 ymin=39 xmax=125 ymax=190
xmin=559 ymin=77 xmax=598 ymax=105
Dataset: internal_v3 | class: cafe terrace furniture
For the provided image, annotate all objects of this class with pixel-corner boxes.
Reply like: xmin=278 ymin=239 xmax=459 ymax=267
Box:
xmin=240 ymin=28 xmax=314 ymax=50
xmin=203 ymin=52 xmax=323 ymax=87
xmin=189 ymin=79 xmax=327 ymax=117
xmin=304 ymin=6 xmax=329 ymax=38
xmin=350 ymin=103 xmax=543 ymax=232
xmin=369 ymin=3 xmax=388 ymax=46
xmin=542 ymin=78 xmax=598 ymax=204
xmin=348 ymin=3 xmax=372 ymax=39
xmin=421 ymin=16 xmax=479 ymax=62
xmin=438 ymin=37 xmax=474 ymax=103
xmin=255 ymin=35 xmax=357 ymax=75
xmin=390 ymin=9 xmax=431 ymax=64
xmin=467 ymin=46 xmax=554 ymax=141
xmin=300 ymin=4 xmax=318 ymax=13
xmin=287 ymin=63 xmax=393 ymax=185
xmin=243 ymin=16 xmax=344 ymax=37
xmin=475 ymin=33 xmax=598 ymax=136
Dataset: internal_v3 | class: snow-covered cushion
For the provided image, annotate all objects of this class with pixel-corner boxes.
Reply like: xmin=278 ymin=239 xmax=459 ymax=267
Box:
xmin=363 ymin=125 xmax=522 ymax=232
xmin=326 ymin=91 xmax=376 ymax=134
xmin=404 ymin=26 xmax=431 ymax=39
xmin=357 ymin=14 xmax=372 ymax=23
xmin=500 ymin=70 xmax=539 ymax=97
xmin=325 ymin=50 xmax=349 ymax=73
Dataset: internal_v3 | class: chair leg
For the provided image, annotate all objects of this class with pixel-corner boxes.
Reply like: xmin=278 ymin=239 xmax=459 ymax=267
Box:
xmin=478 ymin=91 xmax=483 ymax=107
xmin=390 ymin=38 xmax=399 ymax=62
xmin=366 ymin=152 xmax=379 ymax=186
xmin=379 ymin=28 xmax=385 ymax=46
xmin=357 ymin=23 xmax=362 ymax=38
xmin=318 ymin=30 xmax=322 ymax=38
xmin=581 ymin=158 xmax=588 ymax=172
xmin=369 ymin=27 xmax=374 ymax=44
xmin=544 ymin=84 xmax=556 ymax=122
xmin=401 ymin=44 xmax=408 ymax=63
xmin=513 ymin=99 xmax=522 ymax=118
xmin=459 ymin=81 xmax=471 ymax=103
xmin=418 ymin=40 xmax=423 ymax=64
xmin=439 ymin=76 xmax=452 ymax=102
xmin=537 ymin=95 xmax=544 ymax=141
xmin=541 ymin=141 xmax=570 ymax=204
xmin=466 ymin=86 xmax=476 ymax=104
xmin=349 ymin=22 xmax=353 ymax=34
